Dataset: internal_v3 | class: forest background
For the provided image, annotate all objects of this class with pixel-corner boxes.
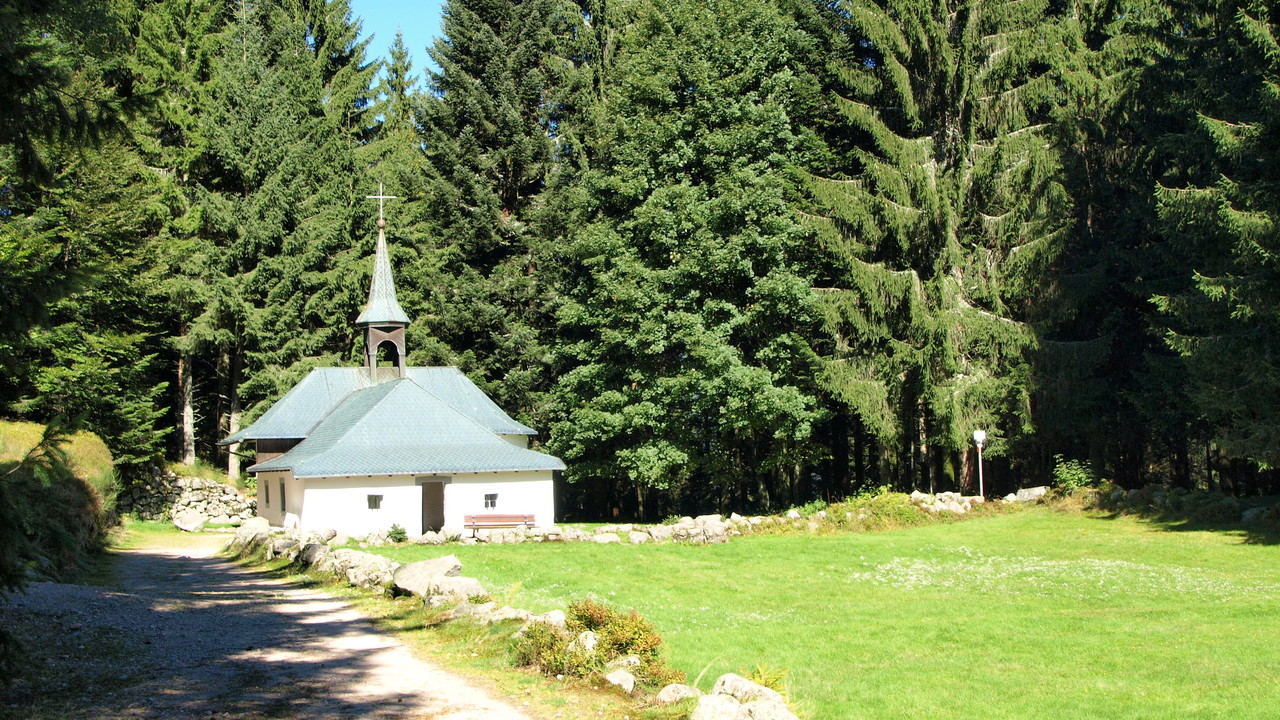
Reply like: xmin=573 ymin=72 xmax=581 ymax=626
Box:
xmin=2 ymin=0 xmax=1279 ymax=521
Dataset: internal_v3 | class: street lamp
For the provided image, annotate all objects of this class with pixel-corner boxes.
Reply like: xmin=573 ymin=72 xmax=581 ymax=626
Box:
xmin=973 ymin=430 xmax=987 ymax=498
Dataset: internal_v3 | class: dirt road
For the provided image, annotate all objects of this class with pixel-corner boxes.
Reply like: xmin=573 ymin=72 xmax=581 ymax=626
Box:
xmin=0 ymin=534 xmax=535 ymax=720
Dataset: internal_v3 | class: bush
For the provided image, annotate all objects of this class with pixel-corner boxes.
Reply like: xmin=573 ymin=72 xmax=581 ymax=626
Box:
xmin=512 ymin=599 xmax=683 ymax=688
xmin=387 ymin=524 xmax=408 ymax=543
xmin=1052 ymin=455 xmax=1097 ymax=492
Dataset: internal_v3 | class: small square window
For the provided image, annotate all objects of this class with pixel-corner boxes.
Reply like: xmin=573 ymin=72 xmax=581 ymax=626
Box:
xmin=484 ymin=493 xmax=497 ymax=509
xmin=368 ymin=494 xmax=383 ymax=510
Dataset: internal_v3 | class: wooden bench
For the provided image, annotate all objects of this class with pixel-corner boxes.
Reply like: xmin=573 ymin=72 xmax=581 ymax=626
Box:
xmin=464 ymin=514 xmax=536 ymax=536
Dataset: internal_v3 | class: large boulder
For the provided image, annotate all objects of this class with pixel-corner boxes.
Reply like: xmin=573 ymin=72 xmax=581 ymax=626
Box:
xmin=648 ymin=525 xmax=674 ymax=543
xmin=591 ymin=533 xmax=621 ymax=544
xmin=712 ymin=674 xmax=785 ymax=705
xmin=692 ymin=694 xmax=746 ymax=720
xmin=605 ymin=669 xmax=636 ymax=694
xmin=656 ymin=683 xmax=703 ymax=704
xmin=172 ymin=510 xmax=206 ymax=533
xmin=1015 ymin=486 xmax=1049 ymax=502
xmin=392 ymin=555 xmax=463 ymax=597
xmin=429 ymin=575 xmax=486 ymax=600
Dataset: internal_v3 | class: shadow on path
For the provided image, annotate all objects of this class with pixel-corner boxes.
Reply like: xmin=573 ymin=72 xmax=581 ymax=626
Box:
xmin=1 ymin=536 xmax=530 ymax=720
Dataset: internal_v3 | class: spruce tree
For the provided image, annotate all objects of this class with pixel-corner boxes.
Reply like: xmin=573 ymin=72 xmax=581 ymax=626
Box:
xmin=1154 ymin=1 xmax=1280 ymax=479
xmin=801 ymin=0 xmax=1073 ymax=491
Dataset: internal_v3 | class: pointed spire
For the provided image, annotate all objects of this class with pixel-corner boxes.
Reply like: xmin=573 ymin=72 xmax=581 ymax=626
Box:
xmin=357 ymin=185 xmax=409 ymax=328
xmin=356 ymin=219 xmax=410 ymax=327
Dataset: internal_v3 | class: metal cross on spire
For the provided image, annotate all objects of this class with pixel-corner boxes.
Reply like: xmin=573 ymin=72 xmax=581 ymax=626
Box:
xmin=365 ymin=182 xmax=399 ymax=221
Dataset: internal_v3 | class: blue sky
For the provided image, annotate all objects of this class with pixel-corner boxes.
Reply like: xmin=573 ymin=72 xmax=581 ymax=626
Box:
xmin=350 ymin=0 xmax=446 ymax=81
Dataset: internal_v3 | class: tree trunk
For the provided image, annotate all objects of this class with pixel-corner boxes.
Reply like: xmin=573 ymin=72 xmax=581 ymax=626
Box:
xmin=226 ymin=350 xmax=242 ymax=480
xmin=178 ymin=352 xmax=196 ymax=466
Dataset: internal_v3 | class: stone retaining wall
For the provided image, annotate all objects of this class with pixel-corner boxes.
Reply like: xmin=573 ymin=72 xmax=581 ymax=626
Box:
xmin=117 ymin=467 xmax=256 ymax=524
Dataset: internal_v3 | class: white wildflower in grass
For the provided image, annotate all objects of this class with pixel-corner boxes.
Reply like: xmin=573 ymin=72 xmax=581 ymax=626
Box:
xmin=846 ymin=547 xmax=1278 ymax=602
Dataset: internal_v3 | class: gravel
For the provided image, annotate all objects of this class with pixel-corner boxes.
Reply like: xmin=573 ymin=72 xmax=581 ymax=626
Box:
xmin=1 ymin=535 xmax=533 ymax=720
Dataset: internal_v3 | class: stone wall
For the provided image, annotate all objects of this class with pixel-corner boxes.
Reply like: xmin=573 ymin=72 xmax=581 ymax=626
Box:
xmin=117 ymin=467 xmax=256 ymax=524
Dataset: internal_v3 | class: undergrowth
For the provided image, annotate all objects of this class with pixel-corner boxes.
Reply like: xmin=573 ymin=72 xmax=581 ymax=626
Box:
xmin=512 ymin=598 xmax=683 ymax=689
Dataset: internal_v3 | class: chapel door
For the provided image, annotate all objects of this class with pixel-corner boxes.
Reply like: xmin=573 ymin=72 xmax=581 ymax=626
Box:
xmin=421 ymin=481 xmax=445 ymax=533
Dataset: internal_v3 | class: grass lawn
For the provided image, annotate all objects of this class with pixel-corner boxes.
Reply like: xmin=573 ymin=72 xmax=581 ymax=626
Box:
xmin=364 ymin=509 xmax=1280 ymax=719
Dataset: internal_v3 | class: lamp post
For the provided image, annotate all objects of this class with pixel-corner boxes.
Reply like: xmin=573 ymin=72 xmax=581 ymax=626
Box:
xmin=973 ymin=430 xmax=987 ymax=498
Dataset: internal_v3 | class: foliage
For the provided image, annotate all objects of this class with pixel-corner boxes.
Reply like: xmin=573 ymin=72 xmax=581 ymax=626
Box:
xmin=513 ymin=598 xmax=683 ymax=687
xmin=387 ymin=523 xmax=408 ymax=543
xmin=0 ymin=418 xmax=115 ymax=595
xmin=1052 ymin=455 xmax=1098 ymax=492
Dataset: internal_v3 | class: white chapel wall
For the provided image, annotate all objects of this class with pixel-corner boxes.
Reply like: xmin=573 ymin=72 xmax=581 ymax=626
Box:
xmin=442 ymin=471 xmax=555 ymax=529
xmin=499 ymin=434 xmax=529 ymax=448
xmin=300 ymin=475 xmax=423 ymax=536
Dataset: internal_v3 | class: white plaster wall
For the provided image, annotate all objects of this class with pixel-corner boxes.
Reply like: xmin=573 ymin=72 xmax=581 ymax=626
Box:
xmin=299 ymin=475 xmax=423 ymax=536
xmin=255 ymin=471 xmax=288 ymax=526
xmin=442 ymin=471 xmax=555 ymax=529
xmin=499 ymin=434 xmax=529 ymax=448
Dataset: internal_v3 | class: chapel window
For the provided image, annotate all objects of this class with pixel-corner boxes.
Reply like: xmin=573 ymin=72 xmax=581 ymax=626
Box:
xmin=484 ymin=493 xmax=497 ymax=509
xmin=368 ymin=494 xmax=383 ymax=510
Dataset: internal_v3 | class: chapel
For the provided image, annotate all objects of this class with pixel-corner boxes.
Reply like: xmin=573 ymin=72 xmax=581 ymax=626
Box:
xmin=220 ymin=201 xmax=563 ymax=536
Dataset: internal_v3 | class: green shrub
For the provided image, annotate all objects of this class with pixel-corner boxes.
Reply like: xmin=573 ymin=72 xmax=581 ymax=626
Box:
xmin=387 ymin=524 xmax=408 ymax=543
xmin=512 ymin=599 xmax=684 ymax=688
xmin=1052 ymin=455 xmax=1097 ymax=492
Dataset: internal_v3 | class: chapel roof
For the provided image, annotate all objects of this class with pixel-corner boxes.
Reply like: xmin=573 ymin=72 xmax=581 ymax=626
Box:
xmin=246 ymin=378 xmax=564 ymax=478
xmin=220 ymin=367 xmax=537 ymax=445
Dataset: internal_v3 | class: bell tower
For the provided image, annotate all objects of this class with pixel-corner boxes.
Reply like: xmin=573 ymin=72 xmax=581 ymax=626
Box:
xmin=356 ymin=186 xmax=409 ymax=380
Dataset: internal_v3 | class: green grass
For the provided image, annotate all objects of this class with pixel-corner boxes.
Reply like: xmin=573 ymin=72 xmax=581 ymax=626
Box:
xmin=364 ymin=509 xmax=1280 ymax=719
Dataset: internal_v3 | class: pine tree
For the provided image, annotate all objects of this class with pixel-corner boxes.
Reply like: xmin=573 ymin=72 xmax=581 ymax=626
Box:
xmin=412 ymin=0 xmax=594 ymax=428
xmin=1154 ymin=0 xmax=1280 ymax=479
xmin=801 ymin=0 xmax=1073 ymax=491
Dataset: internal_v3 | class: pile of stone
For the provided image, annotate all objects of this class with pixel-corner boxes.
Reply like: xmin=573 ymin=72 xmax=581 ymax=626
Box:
xmin=652 ymin=673 xmax=798 ymax=720
xmin=119 ymin=466 xmax=255 ymax=527
xmin=1100 ymin=484 xmax=1279 ymax=524
xmin=909 ymin=490 xmax=987 ymax=514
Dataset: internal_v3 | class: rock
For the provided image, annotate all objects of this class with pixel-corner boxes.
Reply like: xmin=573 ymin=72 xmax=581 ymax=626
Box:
xmin=271 ymin=538 xmax=299 ymax=556
xmin=440 ymin=527 xmax=464 ymax=542
xmin=712 ymin=674 xmax=785 ymax=705
xmin=238 ymin=516 xmax=270 ymax=536
xmin=628 ymin=531 xmax=651 ymax=544
xmin=487 ymin=606 xmax=533 ymax=624
xmin=1242 ymin=506 xmax=1273 ymax=523
xmin=298 ymin=543 xmax=331 ymax=566
xmin=741 ymin=700 xmax=800 ymax=720
xmin=568 ymin=630 xmax=598 ymax=655
xmin=392 ymin=555 xmax=463 ymax=597
xmin=695 ymin=514 xmax=724 ymax=526
xmin=1015 ymin=486 xmax=1049 ymax=502
xmin=591 ymin=533 xmax=621 ymax=544
xmin=330 ymin=532 xmax=349 ymax=547
xmin=606 ymin=654 xmax=642 ymax=670
xmin=430 ymin=575 xmax=486 ymax=600
xmin=785 ymin=509 xmax=801 ymax=520
xmin=173 ymin=510 xmax=206 ymax=533
xmin=691 ymin=694 xmax=745 ymax=720
xmin=729 ymin=512 xmax=745 ymax=524
xmin=814 ymin=510 xmax=827 ymax=520
xmin=605 ymin=669 xmax=636 ymax=694
xmin=536 ymin=609 xmax=567 ymax=629
xmin=648 ymin=525 xmax=674 ymax=542
xmin=1003 ymin=493 xmax=1017 ymax=502
xmin=413 ymin=530 xmax=444 ymax=545
xmin=656 ymin=683 xmax=704 ymax=704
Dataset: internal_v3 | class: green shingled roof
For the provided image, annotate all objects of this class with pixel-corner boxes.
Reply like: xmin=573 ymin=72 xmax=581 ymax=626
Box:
xmin=247 ymin=378 xmax=563 ymax=477
xmin=221 ymin=367 xmax=536 ymax=445
xmin=355 ymin=229 xmax=410 ymax=327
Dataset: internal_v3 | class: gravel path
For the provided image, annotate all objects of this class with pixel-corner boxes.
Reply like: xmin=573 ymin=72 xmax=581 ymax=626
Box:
xmin=0 ymin=535 xmax=536 ymax=720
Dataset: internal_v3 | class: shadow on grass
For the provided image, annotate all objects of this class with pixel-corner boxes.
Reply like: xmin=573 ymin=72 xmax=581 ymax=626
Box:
xmin=1094 ymin=508 xmax=1280 ymax=546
